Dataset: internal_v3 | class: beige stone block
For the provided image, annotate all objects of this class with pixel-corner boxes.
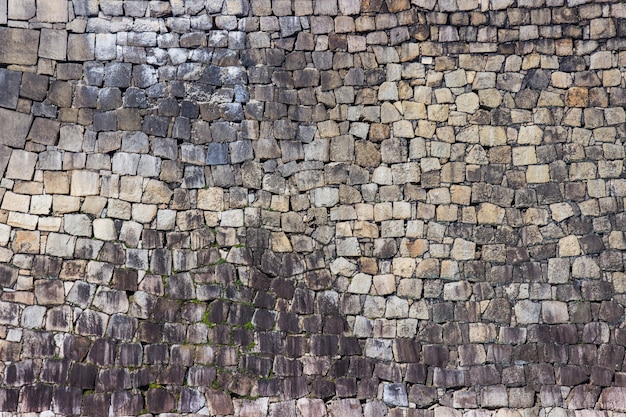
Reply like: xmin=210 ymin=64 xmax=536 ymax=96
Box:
xmin=402 ymin=101 xmax=426 ymax=119
xmin=131 ymin=204 xmax=157 ymax=224
xmin=93 ymin=218 xmax=117 ymax=241
xmin=456 ymin=92 xmax=479 ymax=113
xmin=569 ymin=162 xmax=597 ymax=180
xmin=550 ymin=202 xmax=575 ymax=222
xmin=512 ymin=146 xmax=537 ymax=166
xmin=12 ymin=230 xmax=39 ymax=254
xmin=7 ymin=211 xmax=38 ymax=230
xmin=476 ymin=203 xmax=505 ymax=225
xmin=81 ymin=196 xmax=107 ymax=217
xmin=1 ymin=191 xmax=30 ymax=213
xmin=518 ymin=125 xmax=543 ymax=145
xmin=450 ymin=185 xmax=471 ymax=205
xmin=614 ymin=272 xmax=626 ymax=293
xmin=271 ymin=231 xmax=292 ymax=252
xmin=372 ymin=274 xmax=395 ymax=295
xmin=142 ymin=180 xmax=173 ymax=204
xmin=559 ymin=235 xmax=581 ymax=257
xmin=70 ymin=170 xmax=99 ymax=196
xmin=52 ymin=195 xmax=81 ymax=213
xmin=354 ymin=221 xmax=378 ymax=238
xmin=526 ymin=165 xmax=550 ymax=183
xmin=427 ymin=104 xmax=449 ymax=122
xmin=6 ymin=150 xmax=37 ymax=180
xmin=197 ymin=187 xmax=224 ymax=211
xmin=479 ymin=126 xmax=506 ymax=146
xmin=392 ymin=258 xmax=415 ymax=278
xmin=348 ymin=273 xmax=372 ymax=294
xmin=37 ymin=0 xmax=68 ymax=22
xmin=436 ymin=204 xmax=458 ymax=222
xmin=107 ymin=199 xmax=131 ymax=220
xmin=30 ymin=195 xmax=52 ymax=215
xmin=44 ymin=171 xmax=70 ymax=194
xmin=118 ymin=176 xmax=143 ymax=203
xmin=38 ymin=217 xmax=61 ymax=232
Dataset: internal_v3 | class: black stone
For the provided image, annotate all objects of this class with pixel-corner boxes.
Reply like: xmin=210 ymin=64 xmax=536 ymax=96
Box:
xmin=22 ymin=384 xmax=53 ymax=412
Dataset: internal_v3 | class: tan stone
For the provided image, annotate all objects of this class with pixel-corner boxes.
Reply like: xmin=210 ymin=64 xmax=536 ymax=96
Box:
xmin=512 ymin=146 xmax=537 ymax=166
xmin=372 ymin=274 xmax=395 ymax=295
xmin=476 ymin=203 xmax=505 ymax=225
xmin=52 ymin=195 xmax=81 ymax=213
xmin=392 ymin=258 xmax=415 ymax=278
xmin=142 ymin=180 xmax=173 ymax=204
xmin=12 ymin=230 xmax=39 ymax=254
xmin=70 ymin=170 xmax=100 ymax=196
xmin=479 ymin=126 xmax=506 ymax=146
xmin=566 ymin=87 xmax=588 ymax=107
xmin=1 ymin=191 xmax=30 ymax=213
xmin=526 ymin=165 xmax=550 ymax=183
xmin=559 ymin=235 xmax=581 ymax=257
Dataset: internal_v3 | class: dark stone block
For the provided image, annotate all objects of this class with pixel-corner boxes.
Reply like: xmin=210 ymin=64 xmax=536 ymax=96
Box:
xmin=111 ymin=391 xmax=144 ymax=416
xmin=598 ymin=344 xmax=625 ymax=371
xmin=0 ymin=388 xmax=19 ymax=412
xmin=393 ymin=339 xmax=421 ymax=363
xmin=258 ymin=379 xmax=282 ymax=397
xmin=157 ymin=365 xmax=186 ymax=385
xmin=409 ymin=385 xmax=437 ymax=407
xmin=591 ymin=366 xmax=614 ymax=386
xmin=74 ymin=84 xmax=98 ymax=108
xmin=556 ymin=365 xmax=589 ymax=386
xmin=423 ymin=344 xmax=449 ymax=367
xmin=566 ymin=385 xmax=601 ymax=409
xmin=311 ymin=334 xmax=338 ymax=356
xmin=206 ymin=142 xmax=229 ymax=165
xmin=116 ymin=343 xmax=142 ymax=366
xmin=252 ymin=309 xmax=274 ymax=331
xmin=277 ymin=312 xmax=299 ymax=333
xmin=20 ymin=72 xmax=49 ymax=102
xmin=88 ymin=338 xmax=117 ymax=366
xmin=98 ymin=368 xmax=131 ymax=391
xmin=69 ymin=363 xmax=97 ymax=389
xmin=582 ymin=281 xmax=613 ymax=301
xmin=104 ymin=62 xmax=132 ymax=88
xmin=143 ymin=115 xmax=170 ymax=137
xmin=144 ymin=344 xmax=169 ymax=364
xmin=336 ymin=377 xmax=357 ymax=397
xmin=282 ymin=376 xmax=308 ymax=399
xmin=146 ymin=388 xmax=176 ymax=413
xmin=257 ymin=332 xmax=283 ymax=355
xmin=433 ymin=368 xmax=468 ymax=388
xmin=470 ymin=364 xmax=501 ymax=385
xmin=152 ymin=298 xmax=180 ymax=322
xmin=560 ymin=56 xmax=586 ymax=72
xmin=405 ymin=363 xmax=427 ymax=384
xmin=525 ymin=363 xmax=556 ymax=387
xmin=4 ymin=360 xmax=35 ymax=386
xmin=244 ymin=356 xmax=273 ymax=377
xmin=22 ymin=384 xmax=53 ymax=412
xmin=40 ymin=359 xmax=69 ymax=385
xmin=137 ymin=322 xmax=162 ymax=344
xmin=274 ymin=356 xmax=301 ymax=377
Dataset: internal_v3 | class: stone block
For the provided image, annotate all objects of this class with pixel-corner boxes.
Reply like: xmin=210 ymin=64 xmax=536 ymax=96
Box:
xmin=0 ymin=28 xmax=39 ymax=65
xmin=39 ymin=28 xmax=67 ymax=60
xmin=5 ymin=150 xmax=37 ymax=180
xmin=67 ymin=33 xmax=95 ymax=61
xmin=0 ymin=108 xmax=33 ymax=148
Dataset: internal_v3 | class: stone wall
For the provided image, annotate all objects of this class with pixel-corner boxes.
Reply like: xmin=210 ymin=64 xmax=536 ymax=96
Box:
xmin=0 ymin=0 xmax=625 ymax=415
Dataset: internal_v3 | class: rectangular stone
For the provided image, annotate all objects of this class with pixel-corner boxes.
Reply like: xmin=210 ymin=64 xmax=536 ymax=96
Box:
xmin=37 ymin=0 xmax=68 ymax=22
xmin=67 ymin=34 xmax=95 ymax=61
xmin=0 ymin=28 xmax=39 ymax=65
xmin=39 ymin=28 xmax=68 ymax=61
xmin=0 ymin=108 xmax=33 ymax=148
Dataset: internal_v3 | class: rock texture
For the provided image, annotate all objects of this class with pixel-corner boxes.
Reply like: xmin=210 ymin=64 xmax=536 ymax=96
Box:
xmin=0 ymin=0 xmax=625 ymax=415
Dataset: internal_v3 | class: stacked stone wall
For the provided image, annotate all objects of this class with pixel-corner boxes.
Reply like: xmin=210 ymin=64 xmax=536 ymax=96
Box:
xmin=0 ymin=0 xmax=625 ymax=415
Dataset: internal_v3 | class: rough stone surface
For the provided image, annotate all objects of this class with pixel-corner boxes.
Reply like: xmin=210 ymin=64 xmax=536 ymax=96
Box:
xmin=0 ymin=1 xmax=623 ymax=415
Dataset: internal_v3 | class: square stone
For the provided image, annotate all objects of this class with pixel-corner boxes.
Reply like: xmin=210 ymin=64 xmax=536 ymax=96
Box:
xmin=0 ymin=28 xmax=39 ymax=65
xmin=5 ymin=150 xmax=37 ymax=180
xmin=39 ymin=28 xmax=67 ymax=60
xmin=20 ymin=72 xmax=49 ymax=101
xmin=70 ymin=170 xmax=100 ymax=196
xmin=27 ymin=117 xmax=60 ymax=146
xmin=8 ymin=0 xmax=35 ymax=19
xmin=37 ymin=0 xmax=68 ymax=22
xmin=67 ymin=33 xmax=95 ymax=61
